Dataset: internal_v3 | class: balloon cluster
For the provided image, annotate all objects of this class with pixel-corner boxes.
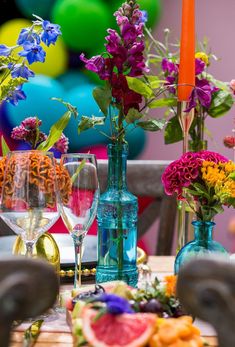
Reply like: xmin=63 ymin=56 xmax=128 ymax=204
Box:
xmin=0 ymin=0 xmax=162 ymax=158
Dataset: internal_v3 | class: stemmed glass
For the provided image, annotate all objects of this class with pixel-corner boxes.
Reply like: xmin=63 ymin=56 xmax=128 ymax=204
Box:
xmin=59 ymin=154 xmax=99 ymax=288
xmin=0 ymin=151 xmax=59 ymax=257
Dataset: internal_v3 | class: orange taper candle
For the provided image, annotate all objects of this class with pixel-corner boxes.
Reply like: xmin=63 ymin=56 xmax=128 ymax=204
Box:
xmin=178 ymin=0 xmax=195 ymax=101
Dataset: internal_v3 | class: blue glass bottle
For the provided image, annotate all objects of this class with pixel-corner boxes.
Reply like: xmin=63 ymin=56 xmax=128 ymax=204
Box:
xmin=96 ymin=143 xmax=138 ymax=286
xmin=175 ymin=220 xmax=228 ymax=274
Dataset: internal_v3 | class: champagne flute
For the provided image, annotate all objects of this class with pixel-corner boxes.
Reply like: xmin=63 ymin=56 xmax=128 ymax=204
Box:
xmin=59 ymin=154 xmax=99 ymax=288
xmin=0 ymin=150 xmax=59 ymax=257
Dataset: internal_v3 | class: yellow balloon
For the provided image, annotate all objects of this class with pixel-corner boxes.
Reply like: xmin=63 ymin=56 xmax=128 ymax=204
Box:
xmin=0 ymin=18 xmax=68 ymax=78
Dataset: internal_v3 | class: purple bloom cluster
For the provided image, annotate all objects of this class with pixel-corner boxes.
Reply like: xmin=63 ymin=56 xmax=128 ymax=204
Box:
xmin=162 ymin=150 xmax=228 ymax=199
xmin=80 ymin=2 xmax=148 ymax=115
xmin=0 ymin=18 xmax=61 ymax=105
xmin=11 ymin=117 xmax=69 ymax=153
xmin=93 ymin=293 xmax=133 ymax=315
xmin=161 ymin=57 xmax=219 ymax=112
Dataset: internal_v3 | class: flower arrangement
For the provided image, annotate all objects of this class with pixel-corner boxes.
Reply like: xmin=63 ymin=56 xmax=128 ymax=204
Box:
xmin=143 ymin=29 xmax=234 ymax=149
xmin=65 ymin=279 xmax=204 ymax=347
xmin=0 ymin=16 xmax=61 ymax=105
xmin=162 ymin=150 xmax=235 ymax=221
xmin=79 ymin=0 xmax=167 ymax=143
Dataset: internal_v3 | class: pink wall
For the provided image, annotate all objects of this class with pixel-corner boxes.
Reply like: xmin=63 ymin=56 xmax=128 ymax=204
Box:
xmin=140 ymin=0 xmax=235 ymax=254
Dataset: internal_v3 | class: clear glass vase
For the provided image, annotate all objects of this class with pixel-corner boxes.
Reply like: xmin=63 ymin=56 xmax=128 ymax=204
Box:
xmin=96 ymin=143 xmax=138 ymax=286
xmin=175 ymin=220 xmax=228 ymax=274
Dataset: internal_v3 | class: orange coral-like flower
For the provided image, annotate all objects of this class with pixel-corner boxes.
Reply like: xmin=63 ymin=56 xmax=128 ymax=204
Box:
xmin=164 ymin=275 xmax=177 ymax=297
xmin=0 ymin=152 xmax=71 ymax=208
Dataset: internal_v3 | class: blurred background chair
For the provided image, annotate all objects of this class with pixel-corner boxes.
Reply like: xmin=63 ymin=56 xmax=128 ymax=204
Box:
xmin=0 ymin=256 xmax=59 ymax=347
xmin=177 ymin=257 xmax=235 ymax=347
xmin=98 ymin=159 xmax=177 ymax=255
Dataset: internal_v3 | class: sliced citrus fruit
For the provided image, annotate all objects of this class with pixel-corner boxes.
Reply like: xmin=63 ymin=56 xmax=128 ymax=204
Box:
xmin=82 ymin=307 xmax=156 ymax=347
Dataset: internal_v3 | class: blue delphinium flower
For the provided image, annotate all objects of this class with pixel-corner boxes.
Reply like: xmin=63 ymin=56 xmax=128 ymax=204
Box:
xmin=18 ymin=43 xmax=46 ymax=64
xmin=140 ymin=10 xmax=148 ymax=24
xmin=6 ymin=86 xmax=26 ymax=105
xmin=41 ymin=20 xmax=61 ymax=46
xmin=17 ymin=28 xmax=40 ymax=45
xmin=11 ymin=64 xmax=35 ymax=79
xmin=94 ymin=294 xmax=134 ymax=315
xmin=0 ymin=44 xmax=12 ymax=56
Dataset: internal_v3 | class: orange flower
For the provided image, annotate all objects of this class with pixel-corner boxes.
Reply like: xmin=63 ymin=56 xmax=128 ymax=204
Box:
xmin=164 ymin=275 xmax=177 ymax=297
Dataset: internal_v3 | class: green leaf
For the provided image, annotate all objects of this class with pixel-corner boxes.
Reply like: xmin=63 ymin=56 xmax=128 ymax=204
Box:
xmin=125 ymin=108 xmax=143 ymax=124
xmin=145 ymin=75 xmax=165 ymax=89
xmin=148 ymin=97 xmax=177 ymax=108
xmin=164 ymin=115 xmax=183 ymax=144
xmin=1 ymin=136 xmax=10 ymax=156
xmin=78 ymin=115 xmax=105 ymax=134
xmin=208 ymin=90 xmax=234 ymax=118
xmin=51 ymin=98 xmax=78 ymax=118
xmin=92 ymin=83 xmax=112 ymax=116
xmin=229 ymin=172 xmax=235 ymax=180
xmin=126 ymin=76 xmax=153 ymax=98
xmin=71 ymin=159 xmax=86 ymax=184
xmin=37 ymin=111 xmax=71 ymax=151
xmin=137 ymin=119 xmax=166 ymax=132
xmin=202 ymin=73 xmax=229 ymax=91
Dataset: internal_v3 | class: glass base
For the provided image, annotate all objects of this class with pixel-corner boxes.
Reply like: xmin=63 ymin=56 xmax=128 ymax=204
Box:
xmin=96 ymin=266 xmax=138 ymax=287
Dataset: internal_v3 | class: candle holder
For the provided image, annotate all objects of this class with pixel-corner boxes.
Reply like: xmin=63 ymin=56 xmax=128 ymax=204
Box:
xmin=177 ymin=101 xmax=195 ymax=250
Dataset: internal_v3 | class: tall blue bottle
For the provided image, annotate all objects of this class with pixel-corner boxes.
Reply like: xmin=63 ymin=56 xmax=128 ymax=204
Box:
xmin=96 ymin=143 xmax=138 ymax=286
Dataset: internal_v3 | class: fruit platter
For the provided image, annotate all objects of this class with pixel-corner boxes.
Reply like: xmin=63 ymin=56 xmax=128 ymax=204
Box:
xmin=65 ymin=277 xmax=207 ymax=347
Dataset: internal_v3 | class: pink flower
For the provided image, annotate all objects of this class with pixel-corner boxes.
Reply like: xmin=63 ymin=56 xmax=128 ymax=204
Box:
xmin=22 ymin=117 xmax=42 ymax=129
xmin=223 ymin=135 xmax=235 ymax=149
xmin=230 ymin=79 xmax=235 ymax=94
xmin=162 ymin=150 xmax=229 ymax=199
xmin=53 ymin=133 xmax=69 ymax=154
xmin=11 ymin=125 xmax=29 ymax=140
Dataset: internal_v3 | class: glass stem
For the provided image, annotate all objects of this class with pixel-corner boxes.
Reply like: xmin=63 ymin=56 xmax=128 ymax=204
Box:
xmin=73 ymin=235 xmax=84 ymax=289
xmin=25 ymin=241 xmax=35 ymax=257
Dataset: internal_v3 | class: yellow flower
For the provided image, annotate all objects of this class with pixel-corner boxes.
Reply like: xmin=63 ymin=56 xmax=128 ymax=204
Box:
xmin=201 ymin=161 xmax=226 ymax=187
xmin=164 ymin=275 xmax=177 ymax=297
xmin=195 ymin=51 xmax=209 ymax=65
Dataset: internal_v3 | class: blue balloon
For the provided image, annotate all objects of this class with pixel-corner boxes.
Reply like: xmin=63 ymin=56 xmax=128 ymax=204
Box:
xmin=57 ymin=70 xmax=91 ymax=91
xmin=125 ymin=125 xmax=146 ymax=159
xmin=65 ymin=84 xmax=110 ymax=151
xmin=6 ymin=75 xmax=65 ymax=134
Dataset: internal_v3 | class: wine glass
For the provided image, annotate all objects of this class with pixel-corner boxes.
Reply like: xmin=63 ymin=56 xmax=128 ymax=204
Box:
xmin=0 ymin=150 xmax=59 ymax=257
xmin=59 ymin=154 xmax=99 ymax=288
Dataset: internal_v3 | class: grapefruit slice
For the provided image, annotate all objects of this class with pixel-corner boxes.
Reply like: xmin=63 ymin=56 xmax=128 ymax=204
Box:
xmin=82 ymin=307 xmax=156 ymax=347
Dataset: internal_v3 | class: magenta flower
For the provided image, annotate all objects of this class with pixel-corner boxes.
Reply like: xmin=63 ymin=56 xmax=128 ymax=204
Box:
xmin=162 ymin=150 xmax=228 ymax=199
xmin=195 ymin=58 xmax=205 ymax=75
xmin=53 ymin=133 xmax=69 ymax=154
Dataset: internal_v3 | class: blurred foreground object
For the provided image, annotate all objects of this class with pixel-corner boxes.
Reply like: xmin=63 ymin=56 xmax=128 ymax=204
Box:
xmin=177 ymin=257 xmax=235 ymax=347
xmin=0 ymin=256 xmax=59 ymax=347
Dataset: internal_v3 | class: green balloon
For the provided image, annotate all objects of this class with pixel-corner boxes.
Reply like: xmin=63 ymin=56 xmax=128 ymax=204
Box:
xmin=15 ymin=0 xmax=56 ymax=19
xmin=52 ymin=0 xmax=111 ymax=53
xmin=111 ymin=0 xmax=161 ymax=28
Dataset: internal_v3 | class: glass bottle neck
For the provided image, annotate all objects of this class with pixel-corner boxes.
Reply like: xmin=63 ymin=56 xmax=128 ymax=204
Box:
xmin=192 ymin=221 xmax=214 ymax=241
xmin=107 ymin=143 xmax=128 ymax=190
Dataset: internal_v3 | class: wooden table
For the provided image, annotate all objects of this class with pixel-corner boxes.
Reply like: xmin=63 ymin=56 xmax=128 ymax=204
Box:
xmin=10 ymin=256 xmax=218 ymax=346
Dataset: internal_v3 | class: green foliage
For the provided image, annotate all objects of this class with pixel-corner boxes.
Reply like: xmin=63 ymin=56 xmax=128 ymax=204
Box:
xmin=208 ymin=90 xmax=234 ymax=118
xmin=125 ymin=108 xmax=143 ymax=124
xmin=37 ymin=111 xmax=71 ymax=151
xmin=148 ymin=97 xmax=177 ymax=108
xmin=78 ymin=116 xmax=105 ymax=134
xmin=126 ymin=76 xmax=153 ymax=98
xmin=137 ymin=119 xmax=166 ymax=131
xmin=0 ymin=77 xmax=27 ymax=101
xmin=51 ymin=97 xmax=78 ymax=118
xmin=92 ymin=83 xmax=112 ymax=116
xmin=1 ymin=136 xmax=10 ymax=156
xmin=164 ymin=116 xmax=183 ymax=144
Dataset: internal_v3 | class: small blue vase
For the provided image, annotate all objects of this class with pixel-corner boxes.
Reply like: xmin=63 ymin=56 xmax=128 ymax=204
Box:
xmin=175 ymin=220 xmax=228 ymax=274
xmin=96 ymin=143 xmax=138 ymax=287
